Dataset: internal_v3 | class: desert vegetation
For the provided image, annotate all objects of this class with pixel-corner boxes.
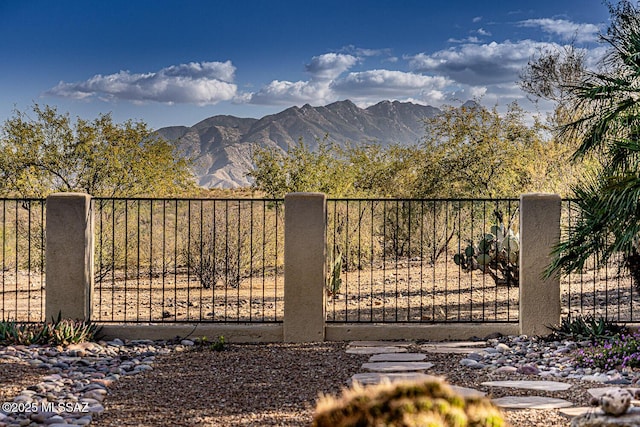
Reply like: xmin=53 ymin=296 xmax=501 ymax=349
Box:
xmin=3 ymin=2 xmax=640 ymax=328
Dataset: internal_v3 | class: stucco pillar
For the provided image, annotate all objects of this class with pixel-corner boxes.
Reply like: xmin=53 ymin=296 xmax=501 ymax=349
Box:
xmin=519 ymin=193 xmax=561 ymax=336
xmin=45 ymin=193 xmax=94 ymax=321
xmin=284 ymin=193 xmax=326 ymax=342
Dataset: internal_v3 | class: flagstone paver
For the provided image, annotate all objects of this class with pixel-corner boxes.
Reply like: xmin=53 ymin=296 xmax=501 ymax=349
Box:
xmin=346 ymin=340 xmax=589 ymax=420
xmin=361 ymin=361 xmax=435 ymax=372
xmin=421 ymin=343 xmax=490 ymax=354
xmin=346 ymin=346 xmax=409 ymax=354
xmin=481 ymin=380 xmax=572 ymax=392
xmin=350 ymin=341 xmax=414 ymax=347
xmin=350 ymin=372 xmax=439 ymax=385
xmin=424 ymin=341 xmax=488 ymax=348
xmin=450 ymin=385 xmax=486 ymax=398
xmin=369 ymin=353 xmax=427 ymax=362
xmin=492 ymin=396 xmax=574 ymax=409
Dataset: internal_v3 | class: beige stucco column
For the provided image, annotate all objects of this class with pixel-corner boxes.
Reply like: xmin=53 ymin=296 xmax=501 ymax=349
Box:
xmin=284 ymin=192 xmax=326 ymax=342
xmin=519 ymin=193 xmax=561 ymax=336
xmin=45 ymin=193 xmax=94 ymax=321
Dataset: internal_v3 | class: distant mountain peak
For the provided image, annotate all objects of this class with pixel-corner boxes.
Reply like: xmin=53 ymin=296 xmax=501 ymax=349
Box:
xmin=156 ymin=99 xmax=442 ymax=188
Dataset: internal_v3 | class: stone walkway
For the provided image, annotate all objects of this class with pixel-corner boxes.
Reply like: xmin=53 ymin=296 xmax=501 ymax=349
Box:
xmin=346 ymin=340 xmax=582 ymax=417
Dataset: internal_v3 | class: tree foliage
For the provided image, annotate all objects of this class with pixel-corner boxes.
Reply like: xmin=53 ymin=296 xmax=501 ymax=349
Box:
xmin=250 ymin=101 xmax=569 ymax=199
xmin=520 ymin=43 xmax=587 ymax=107
xmin=416 ymin=102 xmax=552 ymax=198
xmin=250 ymin=137 xmax=423 ymax=198
xmin=0 ymin=104 xmax=195 ymax=197
xmin=249 ymin=137 xmax=354 ymax=198
xmin=542 ymin=1 xmax=640 ymax=292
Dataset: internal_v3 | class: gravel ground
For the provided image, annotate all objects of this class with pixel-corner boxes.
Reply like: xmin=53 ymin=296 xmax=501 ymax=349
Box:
xmin=87 ymin=341 xmax=597 ymax=427
xmin=94 ymin=342 xmax=365 ymax=426
xmin=0 ymin=359 xmax=45 ymax=404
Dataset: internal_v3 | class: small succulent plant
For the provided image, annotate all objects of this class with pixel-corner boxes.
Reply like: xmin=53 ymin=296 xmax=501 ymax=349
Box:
xmin=0 ymin=312 xmax=100 ymax=346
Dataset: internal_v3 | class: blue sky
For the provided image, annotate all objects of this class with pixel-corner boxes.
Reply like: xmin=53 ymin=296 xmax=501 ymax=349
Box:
xmin=0 ymin=0 xmax=611 ymax=130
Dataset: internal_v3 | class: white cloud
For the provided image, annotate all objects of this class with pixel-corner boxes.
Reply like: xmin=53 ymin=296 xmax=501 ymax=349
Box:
xmin=249 ymin=80 xmax=334 ymax=105
xmin=477 ymin=28 xmax=491 ymax=36
xmin=46 ymin=61 xmax=238 ymax=105
xmin=340 ymin=45 xmax=392 ymax=57
xmin=332 ymin=70 xmax=450 ymax=95
xmin=249 ymin=53 xmax=360 ymax=105
xmin=448 ymin=36 xmax=481 ymax=44
xmin=331 ymin=70 xmax=453 ymax=106
xmin=305 ymin=53 xmax=358 ymax=80
xmin=473 ymin=16 xmax=482 ymax=23
xmin=250 ymin=60 xmax=454 ymax=107
xmin=409 ymin=40 xmax=562 ymax=86
xmin=519 ymin=18 xmax=600 ymax=43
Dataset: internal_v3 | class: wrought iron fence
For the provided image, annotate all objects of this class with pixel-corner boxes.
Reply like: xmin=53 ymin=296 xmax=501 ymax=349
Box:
xmin=0 ymin=199 xmax=46 ymax=322
xmin=325 ymin=198 xmax=520 ymax=323
xmin=92 ymin=198 xmax=284 ymax=323
xmin=4 ymin=195 xmax=637 ymax=327
xmin=561 ymin=200 xmax=640 ymax=322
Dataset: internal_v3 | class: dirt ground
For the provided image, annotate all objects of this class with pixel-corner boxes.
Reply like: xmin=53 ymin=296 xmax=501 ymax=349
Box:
xmin=2 ymin=257 xmax=638 ymax=325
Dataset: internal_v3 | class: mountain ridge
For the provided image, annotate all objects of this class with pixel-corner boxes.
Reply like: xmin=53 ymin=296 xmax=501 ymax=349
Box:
xmin=156 ymin=99 xmax=441 ymax=188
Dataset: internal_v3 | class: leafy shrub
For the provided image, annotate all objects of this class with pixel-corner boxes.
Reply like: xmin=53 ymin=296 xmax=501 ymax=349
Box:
xmin=312 ymin=378 xmax=506 ymax=427
xmin=546 ymin=315 xmax=627 ymax=343
xmin=575 ymin=332 xmax=640 ymax=371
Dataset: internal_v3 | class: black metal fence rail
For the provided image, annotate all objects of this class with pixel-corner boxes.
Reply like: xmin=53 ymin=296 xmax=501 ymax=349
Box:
xmin=0 ymin=199 xmax=46 ymax=322
xmin=92 ymin=198 xmax=284 ymax=323
xmin=561 ymin=200 xmax=640 ymax=322
xmin=325 ymin=198 xmax=520 ymax=323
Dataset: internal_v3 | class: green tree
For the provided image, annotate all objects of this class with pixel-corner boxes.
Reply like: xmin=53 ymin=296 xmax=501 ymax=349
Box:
xmin=0 ymin=104 xmax=195 ymax=197
xmin=545 ymin=1 xmax=640 ymax=292
xmin=347 ymin=143 xmax=424 ymax=198
xmin=415 ymin=102 xmax=550 ymax=198
xmin=250 ymin=137 xmax=356 ymax=198
xmin=250 ymin=136 xmax=425 ymax=198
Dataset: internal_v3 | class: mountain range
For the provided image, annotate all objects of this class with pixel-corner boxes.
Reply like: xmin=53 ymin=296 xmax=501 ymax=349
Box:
xmin=156 ymin=99 xmax=441 ymax=188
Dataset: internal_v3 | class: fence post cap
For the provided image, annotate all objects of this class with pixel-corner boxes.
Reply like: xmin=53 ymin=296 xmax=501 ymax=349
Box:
xmin=284 ymin=192 xmax=326 ymax=199
xmin=47 ymin=192 xmax=92 ymax=199
xmin=520 ymin=193 xmax=561 ymax=200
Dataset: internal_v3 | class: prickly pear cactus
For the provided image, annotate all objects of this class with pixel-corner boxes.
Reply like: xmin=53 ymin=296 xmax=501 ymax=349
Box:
xmin=453 ymin=210 xmax=519 ymax=287
xmin=312 ymin=378 xmax=507 ymax=427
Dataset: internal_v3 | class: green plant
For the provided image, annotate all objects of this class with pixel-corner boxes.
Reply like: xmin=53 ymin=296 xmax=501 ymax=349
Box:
xmin=312 ymin=377 xmax=505 ymax=427
xmin=46 ymin=314 xmax=101 ymax=345
xmin=575 ymin=331 xmax=640 ymax=371
xmin=0 ymin=314 xmax=100 ymax=346
xmin=0 ymin=321 xmax=49 ymax=345
xmin=210 ymin=335 xmax=225 ymax=351
xmin=195 ymin=335 xmax=226 ymax=351
xmin=546 ymin=315 xmax=627 ymax=343
xmin=0 ymin=104 xmax=194 ymax=198
xmin=453 ymin=210 xmax=519 ymax=286
xmin=326 ymin=251 xmax=343 ymax=296
xmin=543 ymin=1 xmax=640 ymax=297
